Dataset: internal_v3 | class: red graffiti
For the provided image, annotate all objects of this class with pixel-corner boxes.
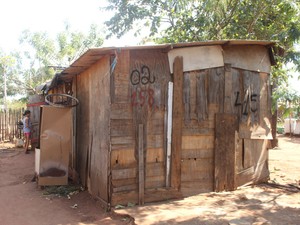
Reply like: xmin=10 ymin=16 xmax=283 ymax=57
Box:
xmin=131 ymin=88 xmax=154 ymax=107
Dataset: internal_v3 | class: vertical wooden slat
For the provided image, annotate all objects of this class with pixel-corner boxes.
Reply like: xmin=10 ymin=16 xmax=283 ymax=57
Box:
xmin=183 ymin=72 xmax=190 ymax=124
xmin=215 ymin=113 xmax=238 ymax=192
xmin=224 ymin=64 xmax=232 ymax=113
xmin=171 ymin=56 xmax=183 ymax=190
xmin=208 ymin=68 xmax=225 ymax=113
xmin=138 ymin=124 xmax=145 ymax=205
xmin=250 ymin=72 xmax=260 ymax=125
xmin=196 ymin=70 xmax=208 ymax=121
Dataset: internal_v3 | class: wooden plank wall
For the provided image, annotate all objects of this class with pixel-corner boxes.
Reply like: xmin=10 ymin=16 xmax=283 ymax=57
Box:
xmin=89 ymin=55 xmax=111 ymax=202
xmin=181 ymin=67 xmax=224 ymax=196
xmin=0 ymin=108 xmax=24 ymax=142
xmin=76 ymin=55 xmax=111 ymax=202
xmin=180 ymin=64 xmax=271 ymax=193
xmin=227 ymin=68 xmax=271 ymax=187
xmin=76 ymin=71 xmax=91 ymax=188
xmin=110 ymin=49 xmax=172 ymax=206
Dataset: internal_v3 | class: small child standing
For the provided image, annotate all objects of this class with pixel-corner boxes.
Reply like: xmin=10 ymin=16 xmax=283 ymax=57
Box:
xmin=23 ymin=110 xmax=32 ymax=154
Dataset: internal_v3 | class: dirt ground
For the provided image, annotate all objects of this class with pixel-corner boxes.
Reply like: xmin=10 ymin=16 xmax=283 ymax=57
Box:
xmin=0 ymin=135 xmax=299 ymax=225
xmin=0 ymin=144 xmax=132 ymax=225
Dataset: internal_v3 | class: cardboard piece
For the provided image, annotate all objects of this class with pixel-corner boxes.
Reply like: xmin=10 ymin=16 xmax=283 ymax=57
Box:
xmin=36 ymin=106 xmax=72 ymax=186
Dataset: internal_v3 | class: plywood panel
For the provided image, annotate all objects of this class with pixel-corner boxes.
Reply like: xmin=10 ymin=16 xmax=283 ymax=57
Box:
xmin=147 ymin=118 xmax=164 ymax=135
xmin=182 ymin=127 xmax=214 ymax=136
xmin=147 ymin=134 xmax=164 ymax=148
xmin=111 ymin=148 xmax=136 ymax=169
xmin=146 ymin=162 xmax=165 ymax=177
xmin=113 ymin=183 xmax=138 ymax=193
xmin=112 ymin=168 xmax=137 ymax=180
xmin=39 ymin=106 xmax=72 ymax=186
xmin=110 ymin=103 xmax=133 ymax=120
xmin=111 ymin=136 xmax=135 ymax=145
xmin=236 ymin=166 xmax=255 ymax=187
xmin=110 ymin=119 xmax=134 ymax=137
xmin=244 ymin=139 xmax=269 ymax=184
xmin=145 ymin=175 xmax=165 ymax=189
xmin=168 ymin=46 xmax=224 ymax=73
xmin=223 ymin=45 xmax=271 ymax=73
xmin=181 ymin=159 xmax=214 ymax=182
xmin=243 ymin=139 xmax=254 ymax=169
xmin=182 ymin=135 xmax=214 ymax=150
xmin=236 ymin=139 xmax=269 ymax=187
xmin=181 ymin=148 xmax=214 ymax=159
xmin=146 ymin=148 xmax=164 ymax=163
xmin=112 ymin=178 xmax=137 ymax=188
xmin=88 ymin=55 xmax=111 ymax=201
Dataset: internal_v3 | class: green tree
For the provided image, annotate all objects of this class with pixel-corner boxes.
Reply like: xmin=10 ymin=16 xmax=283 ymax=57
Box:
xmin=19 ymin=23 xmax=104 ymax=94
xmin=104 ymin=0 xmax=300 ymax=74
xmin=104 ymin=0 xmax=300 ymax=145
xmin=0 ymin=50 xmax=25 ymax=108
xmin=275 ymin=87 xmax=300 ymax=120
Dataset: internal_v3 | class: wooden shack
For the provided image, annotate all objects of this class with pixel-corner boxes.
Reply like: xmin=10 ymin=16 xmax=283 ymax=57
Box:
xmin=48 ymin=40 xmax=274 ymax=208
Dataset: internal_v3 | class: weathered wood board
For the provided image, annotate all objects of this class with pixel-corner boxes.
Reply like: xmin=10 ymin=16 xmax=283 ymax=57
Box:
xmin=215 ymin=113 xmax=238 ymax=192
xmin=171 ymin=56 xmax=183 ymax=190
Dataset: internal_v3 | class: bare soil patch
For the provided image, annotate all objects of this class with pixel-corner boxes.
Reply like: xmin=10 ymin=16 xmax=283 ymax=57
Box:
xmin=0 ymin=146 xmax=133 ymax=225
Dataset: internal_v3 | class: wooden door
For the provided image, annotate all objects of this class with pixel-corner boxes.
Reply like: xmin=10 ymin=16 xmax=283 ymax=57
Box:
xmin=130 ymin=49 xmax=171 ymax=204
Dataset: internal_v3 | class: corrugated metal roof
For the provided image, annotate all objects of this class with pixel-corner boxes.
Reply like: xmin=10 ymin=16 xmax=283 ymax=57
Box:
xmin=56 ymin=40 xmax=275 ymax=83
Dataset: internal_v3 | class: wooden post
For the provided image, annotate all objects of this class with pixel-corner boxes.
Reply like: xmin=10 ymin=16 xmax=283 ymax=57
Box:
xmin=171 ymin=56 xmax=183 ymax=190
xmin=215 ymin=113 xmax=238 ymax=191
xmin=138 ymin=124 xmax=144 ymax=205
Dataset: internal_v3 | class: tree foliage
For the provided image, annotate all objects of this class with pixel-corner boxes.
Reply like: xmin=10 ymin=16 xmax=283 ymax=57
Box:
xmin=104 ymin=0 xmax=300 ymax=118
xmin=104 ymin=0 xmax=300 ymax=76
xmin=19 ymin=23 xmax=104 ymax=94
xmin=0 ymin=50 xmax=24 ymax=100
xmin=274 ymin=86 xmax=300 ymax=120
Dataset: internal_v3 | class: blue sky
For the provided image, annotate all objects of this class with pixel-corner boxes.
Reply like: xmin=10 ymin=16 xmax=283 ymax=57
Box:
xmin=0 ymin=0 xmax=140 ymax=52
